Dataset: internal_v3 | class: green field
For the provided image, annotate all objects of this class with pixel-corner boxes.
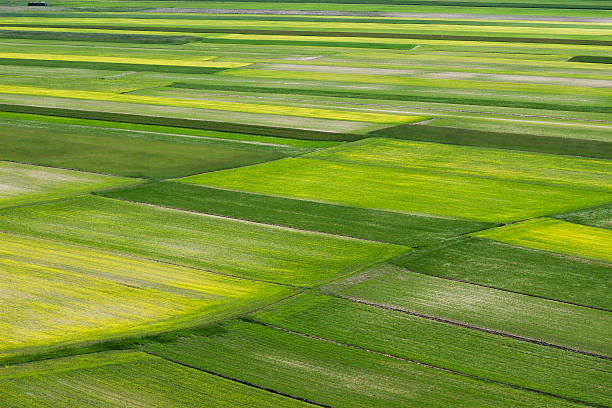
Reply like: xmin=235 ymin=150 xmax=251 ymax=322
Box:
xmin=143 ymin=320 xmax=583 ymax=408
xmin=0 ymin=231 xmax=291 ymax=359
xmin=391 ymin=237 xmax=611 ymax=309
xmin=1 ymin=1 xmax=611 ymax=405
xmin=324 ymin=263 xmax=612 ymax=356
xmin=251 ymin=292 xmax=612 ymax=406
xmin=177 ymin=141 xmax=612 ymax=222
xmin=100 ymin=181 xmax=492 ymax=246
xmin=0 ymin=195 xmax=406 ymax=286
xmin=473 ymin=218 xmax=612 ymax=262
xmin=0 ymin=161 xmax=136 ymax=208
xmin=0 ymin=351 xmax=310 ymax=407
xmin=0 ymin=117 xmax=304 ymax=179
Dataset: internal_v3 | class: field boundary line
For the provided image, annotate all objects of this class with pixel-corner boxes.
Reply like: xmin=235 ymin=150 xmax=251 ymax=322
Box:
xmin=101 ymin=196 xmax=406 ymax=246
xmin=142 ymin=351 xmax=332 ymax=408
xmin=247 ymin=320 xmax=605 ymax=408
xmin=398 ymin=268 xmax=612 ymax=312
xmin=337 ymin=296 xmax=612 ymax=361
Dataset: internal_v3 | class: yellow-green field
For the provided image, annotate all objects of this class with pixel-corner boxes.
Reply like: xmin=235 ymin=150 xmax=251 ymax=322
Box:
xmin=473 ymin=218 xmax=612 ymax=262
xmin=0 ymin=231 xmax=292 ymax=358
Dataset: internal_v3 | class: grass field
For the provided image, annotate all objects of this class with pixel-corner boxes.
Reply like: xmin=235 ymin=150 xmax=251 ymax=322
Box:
xmin=100 ymin=181 xmax=492 ymax=246
xmin=0 ymin=161 xmax=136 ymax=208
xmin=1 ymin=1 xmax=611 ymax=405
xmin=0 ymin=195 xmax=406 ymax=286
xmin=473 ymin=218 xmax=612 ymax=262
xmin=142 ymin=320 xmax=583 ymax=408
xmin=0 ymin=231 xmax=291 ymax=359
xmin=391 ymin=237 xmax=611 ymax=309
xmin=0 ymin=117 xmax=303 ymax=179
xmin=177 ymin=142 xmax=612 ymax=222
xmin=251 ymin=292 xmax=612 ymax=406
xmin=0 ymin=351 xmax=310 ymax=407
xmin=324 ymin=263 xmax=612 ymax=356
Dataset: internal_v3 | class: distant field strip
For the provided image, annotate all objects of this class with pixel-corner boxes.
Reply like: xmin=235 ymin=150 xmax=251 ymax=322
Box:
xmin=177 ymin=158 xmax=612 ymax=223
xmin=308 ymin=138 xmax=612 ymax=192
xmin=0 ymin=232 xmax=291 ymax=358
xmin=0 ymin=161 xmax=136 ymax=208
xmin=473 ymin=218 xmax=612 ymax=262
xmin=251 ymin=292 xmax=612 ymax=407
xmin=0 ymin=29 xmax=202 ymax=44
xmin=326 ymin=263 xmax=612 ymax=356
xmin=392 ymin=237 xmax=611 ymax=310
xmin=100 ymin=182 xmax=492 ymax=246
xmin=0 ymin=196 xmax=406 ymax=286
xmin=0 ymin=85 xmax=423 ymax=124
xmin=0 ymin=351 xmax=310 ymax=407
xmin=143 ymin=320 xmax=583 ymax=408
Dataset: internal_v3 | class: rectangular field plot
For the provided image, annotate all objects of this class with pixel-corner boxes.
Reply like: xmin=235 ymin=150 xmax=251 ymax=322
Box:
xmin=324 ymin=264 xmax=611 ymax=356
xmin=473 ymin=218 xmax=612 ymax=262
xmin=0 ymin=161 xmax=136 ymax=208
xmin=251 ymin=293 xmax=611 ymax=407
xmin=0 ymin=351 xmax=309 ymax=408
xmin=100 ymin=182 xmax=492 ymax=246
xmin=0 ymin=232 xmax=291 ymax=358
xmin=0 ymin=196 xmax=406 ymax=286
xmin=177 ymin=154 xmax=612 ymax=223
xmin=143 ymin=320 xmax=582 ymax=408
xmin=0 ymin=118 xmax=300 ymax=179
xmin=309 ymin=138 xmax=612 ymax=192
xmin=392 ymin=237 xmax=611 ymax=310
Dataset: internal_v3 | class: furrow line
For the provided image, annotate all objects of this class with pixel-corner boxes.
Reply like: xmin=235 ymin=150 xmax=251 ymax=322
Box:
xmin=337 ymin=296 xmax=612 ymax=360
xmin=142 ymin=351 xmax=333 ymax=408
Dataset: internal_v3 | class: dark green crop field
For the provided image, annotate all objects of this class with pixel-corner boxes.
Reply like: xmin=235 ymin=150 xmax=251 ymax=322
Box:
xmin=1 ymin=0 xmax=610 ymax=406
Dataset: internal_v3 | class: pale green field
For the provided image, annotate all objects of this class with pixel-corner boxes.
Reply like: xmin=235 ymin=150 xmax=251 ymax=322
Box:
xmin=0 ymin=350 xmax=309 ymax=407
xmin=0 ymin=84 xmax=425 ymax=124
xmin=177 ymin=148 xmax=612 ymax=223
xmin=0 ymin=231 xmax=291 ymax=358
xmin=0 ymin=196 xmax=406 ymax=286
xmin=0 ymin=161 xmax=136 ymax=208
xmin=473 ymin=218 xmax=612 ymax=262
xmin=309 ymin=138 xmax=612 ymax=191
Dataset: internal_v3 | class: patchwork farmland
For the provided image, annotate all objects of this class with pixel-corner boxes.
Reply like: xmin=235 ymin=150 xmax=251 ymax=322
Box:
xmin=0 ymin=0 xmax=610 ymax=406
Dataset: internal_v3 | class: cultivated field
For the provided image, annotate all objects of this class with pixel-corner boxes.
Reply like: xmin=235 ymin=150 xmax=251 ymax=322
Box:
xmin=0 ymin=0 xmax=610 ymax=406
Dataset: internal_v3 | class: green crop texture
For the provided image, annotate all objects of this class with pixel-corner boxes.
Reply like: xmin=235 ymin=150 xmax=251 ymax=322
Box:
xmin=392 ymin=237 xmax=611 ymax=309
xmin=473 ymin=218 xmax=612 ymax=262
xmin=0 ymin=196 xmax=406 ymax=286
xmin=100 ymin=182 xmax=492 ymax=246
xmin=0 ymin=351 xmax=310 ymax=407
xmin=554 ymin=202 xmax=612 ymax=229
xmin=143 ymin=320 xmax=583 ymax=408
xmin=0 ymin=161 xmax=136 ymax=208
xmin=177 ymin=141 xmax=612 ymax=222
xmin=0 ymin=231 xmax=291 ymax=358
xmin=325 ymin=263 xmax=612 ymax=356
xmin=252 ymin=292 xmax=612 ymax=407
xmin=0 ymin=118 xmax=300 ymax=179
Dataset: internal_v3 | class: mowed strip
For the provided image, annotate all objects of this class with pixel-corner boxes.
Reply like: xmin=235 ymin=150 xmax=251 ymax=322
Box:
xmin=0 ymin=85 xmax=424 ymax=124
xmin=251 ymin=292 xmax=612 ymax=407
xmin=309 ymin=138 xmax=612 ymax=192
xmin=0 ymin=196 xmax=406 ymax=286
xmin=143 ymin=320 xmax=584 ymax=408
xmin=0 ymin=232 xmax=291 ymax=358
xmin=0 ymin=161 xmax=136 ymax=208
xmin=0 ymin=351 xmax=310 ymax=407
xmin=392 ymin=237 xmax=611 ymax=310
xmin=324 ymin=263 xmax=612 ymax=356
xmin=100 ymin=182 xmax=492 ymax=246
xmin=176 ymin=157 xmax=612 ymax=223
xmin=473 ymin=218 xmax=612 ymax=263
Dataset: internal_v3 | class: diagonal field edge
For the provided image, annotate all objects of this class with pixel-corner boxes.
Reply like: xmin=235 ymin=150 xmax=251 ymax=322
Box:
xmin=142 ymin=351 xmax=332 ymax=408
xmin=247 ymin=320 xmax=605 ymax=408
xmin=337 ymin=296 xmax=612 ymax=361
